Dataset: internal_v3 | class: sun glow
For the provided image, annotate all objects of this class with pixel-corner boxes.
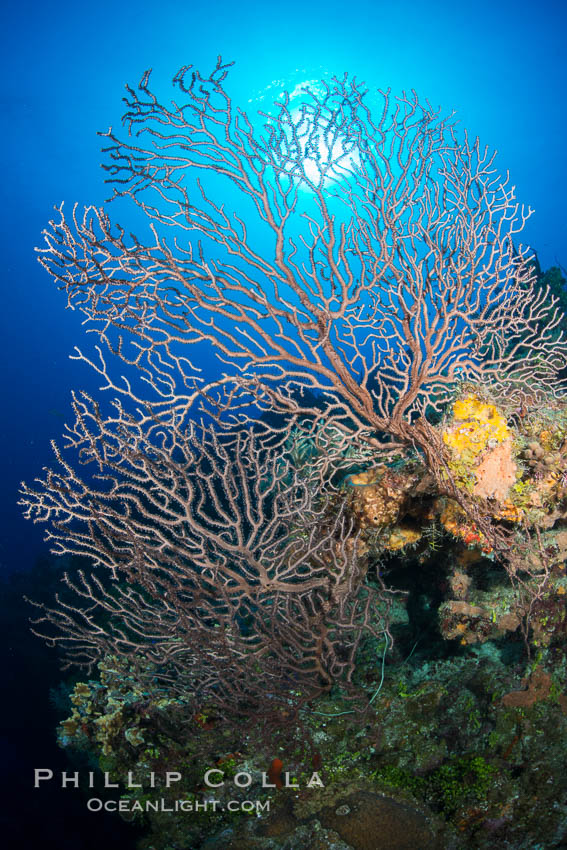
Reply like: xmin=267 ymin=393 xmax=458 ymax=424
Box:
xmin=288 ymin=80 xmax=361 ymax=187
xmin=255 ymin=75 xmax=361 ymax=190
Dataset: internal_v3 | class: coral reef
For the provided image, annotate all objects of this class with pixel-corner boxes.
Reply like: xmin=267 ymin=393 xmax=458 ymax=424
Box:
xmin=22 ymin=55 xmax=567 ymax=850
xmin=54 ymin=637 xmax=567 ymax=849
xmin=45 ymin=386 xmax=567 ymax=850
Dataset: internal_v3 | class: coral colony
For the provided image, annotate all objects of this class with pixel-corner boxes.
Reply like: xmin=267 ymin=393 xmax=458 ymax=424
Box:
xmin=21 ymin=59 xmax=567 ymax=847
